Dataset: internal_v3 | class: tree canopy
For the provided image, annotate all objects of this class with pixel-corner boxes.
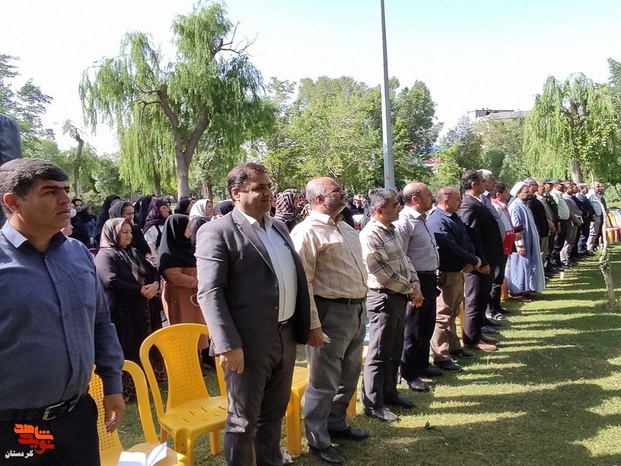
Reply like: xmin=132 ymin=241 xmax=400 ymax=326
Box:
xmin=523 ymin=73 xmax=618 ymax=183
xmin=79 ymin=1 xmax=273 ymax=198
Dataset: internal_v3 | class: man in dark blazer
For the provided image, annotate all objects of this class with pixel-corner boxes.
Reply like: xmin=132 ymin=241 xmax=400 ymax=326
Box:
xmin=458 ymin=170 xmax=504 ymax=351
xmin=196 ymin=163 xmax=310 ymax=466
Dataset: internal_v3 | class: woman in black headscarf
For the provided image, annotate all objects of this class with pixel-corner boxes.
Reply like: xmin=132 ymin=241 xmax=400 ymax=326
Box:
xmin=174 ymin=196 xmax=194 ymax=215
xmin=108 ymin=201 xmax=150 ymax=258
xmin=212 ymin=199 xmax=234 ymax=219
xmin=93 ymin=194 xmax=122 ymax=245
xmin=94 ymin=218 xmax=164 ymax=396
xmin=133 ymin=195 xmax=154 ymax=230
xmin=157 ymin=214 xmax=210 ymax=357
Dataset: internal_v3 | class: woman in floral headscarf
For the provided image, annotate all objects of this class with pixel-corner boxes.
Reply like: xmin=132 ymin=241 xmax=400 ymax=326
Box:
xmin=274 ymin=188 xmax=302 ymax=231
xmin=142 ymin=198 xmax=171 ymax=266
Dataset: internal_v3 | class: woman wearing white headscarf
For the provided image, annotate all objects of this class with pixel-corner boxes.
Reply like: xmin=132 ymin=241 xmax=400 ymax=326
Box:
xmin=189 ymin=198 xmax=213 ymax=246
xmin=505 ymin=181 xmax=546 ymax=297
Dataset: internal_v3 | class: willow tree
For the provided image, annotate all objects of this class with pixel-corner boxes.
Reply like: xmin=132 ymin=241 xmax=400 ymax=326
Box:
xmin=79 ymin=2 xmax=270 ymax=198
xmin=523 ymin=73 xmax=618 ymax=182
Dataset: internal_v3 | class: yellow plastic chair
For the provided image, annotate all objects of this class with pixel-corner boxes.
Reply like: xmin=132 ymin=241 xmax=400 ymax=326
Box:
xmin=606 ymin=212 xmax=620 ymax=243
xmin=140 ymin=323 xmax=227 ymax=465
xmin=346 ymin=345 xmax=368 ymax=418
xmin=285 ymin=365 xmax=310 ymax=457
xmin=89 ymin=360 xmax=188 ymax=466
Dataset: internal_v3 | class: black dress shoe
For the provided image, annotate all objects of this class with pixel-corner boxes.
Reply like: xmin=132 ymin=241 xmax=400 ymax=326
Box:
xmin=328 ymin=426 xmax=369 ymax=441
xmin=364 ymin=407 xmax=398 ymax=422
xmin=309 ymin=445 xmax=345 ymax=465
xmin=385 ymin=394 xmax=416 ymax=408
xmin=450 ymin=348 xmax=474 ymax=358
xmin=435 ymin=359 xmax=462 ymax=371
xmin=419 ymin=366 xmax=443 ymax=377
xmin=406 ymin=377 xmax=432 ymax=392
xmin=481 ymin=325 xmax=500 ymax=334
xmin=484 ymin=316 xmax=503 ymax=326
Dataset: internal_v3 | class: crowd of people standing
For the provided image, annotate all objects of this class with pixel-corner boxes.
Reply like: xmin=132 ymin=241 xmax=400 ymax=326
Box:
xmin=0 ymin=155 xmax=610 ymax=465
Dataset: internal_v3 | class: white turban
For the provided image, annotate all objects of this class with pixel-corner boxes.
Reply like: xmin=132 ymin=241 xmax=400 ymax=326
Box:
xmin=510 ymin=181 xmax=527 ymax=198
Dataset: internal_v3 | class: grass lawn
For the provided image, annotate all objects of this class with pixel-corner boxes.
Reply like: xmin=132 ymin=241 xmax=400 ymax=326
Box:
xmin=117 ymin=245 xmax=621 ymax=465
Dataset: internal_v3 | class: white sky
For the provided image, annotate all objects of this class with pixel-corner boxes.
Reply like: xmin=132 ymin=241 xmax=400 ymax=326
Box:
xmin=3 ymin=0 xmax=621 ymax=154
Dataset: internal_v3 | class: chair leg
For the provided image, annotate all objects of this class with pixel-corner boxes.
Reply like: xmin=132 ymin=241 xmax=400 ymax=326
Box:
xmin=209 ymin=430 xmax=222 ymax=455
xmin=286 ymin=393 xmax=302 ymax=457
xmin=346 ymin=391 xmax=357 ymax=418
xmin=172 ymin=431 xmax=190 ymax=458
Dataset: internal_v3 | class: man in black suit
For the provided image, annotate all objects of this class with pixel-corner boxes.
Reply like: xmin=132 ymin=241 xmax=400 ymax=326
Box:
xmin=458 ymin=170 xmax=503 ymax=352
xmin=196 ymin=163 xmax=311 ymax=466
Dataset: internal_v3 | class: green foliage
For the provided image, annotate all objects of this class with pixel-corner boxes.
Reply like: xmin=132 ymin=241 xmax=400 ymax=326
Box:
xmin=524 ymin=73 xmax=618 ymax=183
xmin=0 ymin=54 xmax=54 ymax=156
xmin=434 ymin=143 xmax=462 ymax=189
xmin=80 ymin=1 xmax=273 ymax=198
xmin=391 ymin=80 xmax=439 ymax=188
xmin=440 ymin=116 xmax=484 ymax=176
xmin=285 ymin=76 xmax=380 ymax=192
xmin=476 ymin=117 xmax=529 ymax=185
xmin=261 ymin=76 xmax=439 ymax=194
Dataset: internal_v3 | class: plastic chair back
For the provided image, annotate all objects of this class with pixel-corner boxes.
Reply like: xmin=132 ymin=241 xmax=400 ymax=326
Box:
xmin=139 ymin=323 xmax=227 ymax=461
xmin=140 ymin=323 xmax=211 ymax=415
xmin=89 ymin=360 xmax=187 ymax=465
xmin=89 ymin=367 xmax=124 ymax=464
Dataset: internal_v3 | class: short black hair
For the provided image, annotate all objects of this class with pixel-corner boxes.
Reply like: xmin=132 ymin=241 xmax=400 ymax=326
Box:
xmin=461 ymin=169 xmax=481 ymax=193
xmin=227 ymin=163 xmax=268 ymax=199
xmin=0 ymin=158 xmax=68 ymax=216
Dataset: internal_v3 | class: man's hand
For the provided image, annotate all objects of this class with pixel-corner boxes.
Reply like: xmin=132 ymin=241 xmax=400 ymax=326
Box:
xmin=307 ymin=327 xmax=324 ymax=347
xmin=462 ymin=263 xmax=475 ymax=273
xmin=220 ymin=347 xmax=244 ymax=374
xmin=409 ymin=282 xmax=424 ymax=307
xmin=103 ymin=393 xmax=125 ymax=433
xmin=479 ymin=264 xmax=491 ymax=274
xmin=517 ymin=245 xmax=526 ymax=256
xmin=409 ymin=290 xmax=424 ymax=307
xmin=515 ymin=232 xmax=524 ymax=241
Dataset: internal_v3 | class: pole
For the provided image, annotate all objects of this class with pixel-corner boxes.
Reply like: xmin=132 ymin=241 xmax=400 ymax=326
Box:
xmin=379 ymin=0 xmax=395 ymax=189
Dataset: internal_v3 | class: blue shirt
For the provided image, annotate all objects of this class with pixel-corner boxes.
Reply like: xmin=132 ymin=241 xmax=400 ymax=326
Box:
xmin=0 ymin=222 xmax=123 ymax=409
xmin=427 ymin=208 xmax=478 ymax=272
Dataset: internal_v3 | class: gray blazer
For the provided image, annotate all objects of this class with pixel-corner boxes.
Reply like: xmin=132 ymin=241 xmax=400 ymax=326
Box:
xmin=196 ymin=208 xmax=311 ymax=357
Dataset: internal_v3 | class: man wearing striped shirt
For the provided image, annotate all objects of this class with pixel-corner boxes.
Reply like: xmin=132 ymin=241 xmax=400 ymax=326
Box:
xmin=359 ymin=188 xmax=422 ymax=423
xmin=292 ymin=177 xmax=369 ymax=465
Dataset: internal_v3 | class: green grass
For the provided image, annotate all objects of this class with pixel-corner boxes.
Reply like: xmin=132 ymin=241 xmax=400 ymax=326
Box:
xmin=118 ymin=246 xmax=621 ymax=465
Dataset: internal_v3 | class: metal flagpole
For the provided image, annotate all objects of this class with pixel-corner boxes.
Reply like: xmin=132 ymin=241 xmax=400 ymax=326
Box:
xmin=379 ymin=0 xmax=395 ymax=189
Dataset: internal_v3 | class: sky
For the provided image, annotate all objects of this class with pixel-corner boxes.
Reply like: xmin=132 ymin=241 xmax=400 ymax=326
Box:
xmin=3 ymin=0 xmax=621 ymax=154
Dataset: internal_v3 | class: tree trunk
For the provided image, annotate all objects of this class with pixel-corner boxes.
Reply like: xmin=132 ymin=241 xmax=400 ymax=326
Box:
xmin=152 ymin=164 xmax=161 ymax=196
xmin=176 ymin=149 xmax=191 ymax=199
xmin=73 ymin=135 xmax=84 ymax=196
xmin=570 ymin=157 xmax=584 ymax=183
xmin=599 ymin=230 xmax=618 ymax=311
xmin=201 ymin=180 xmax=213 ymax=200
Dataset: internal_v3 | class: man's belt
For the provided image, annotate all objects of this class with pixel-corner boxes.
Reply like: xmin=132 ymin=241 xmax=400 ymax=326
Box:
xmin=369 ymin=288 xmax=408 ymax=297
xmin=0 ymin=393 xmax=82 ymax=422
xmin=417 ymin=270 xmax=437 ymax=276
xmin=278 ymin=318 xmax=293 ymax=331
xmin=314 ymin=296 xmax=365 ymax=305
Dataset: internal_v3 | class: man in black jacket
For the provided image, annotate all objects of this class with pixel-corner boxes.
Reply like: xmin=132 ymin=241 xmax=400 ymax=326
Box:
xmin=458 ymin=170 xmax=503 ymax=352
